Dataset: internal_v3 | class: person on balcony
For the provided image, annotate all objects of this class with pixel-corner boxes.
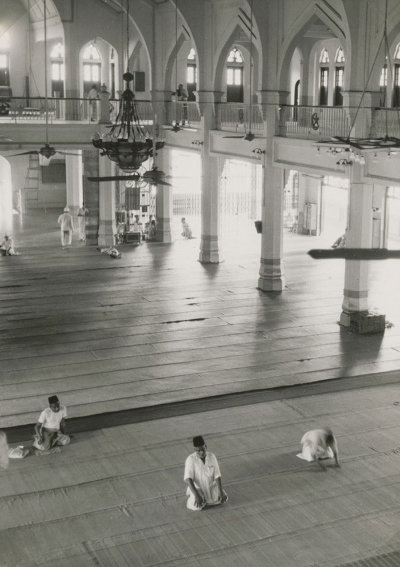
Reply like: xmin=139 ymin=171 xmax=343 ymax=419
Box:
xmin=176 ymin=84 xmax=188 ymax=124
xmin=87 ymin=84 xmax=99 ymax=122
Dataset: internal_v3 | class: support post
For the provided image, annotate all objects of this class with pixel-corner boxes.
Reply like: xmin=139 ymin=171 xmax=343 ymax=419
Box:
xmin=340 ymin=164 xmax=385 ymax=333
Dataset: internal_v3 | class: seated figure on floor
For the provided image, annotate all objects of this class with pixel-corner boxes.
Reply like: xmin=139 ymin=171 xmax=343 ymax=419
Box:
xmin=297 ymin=427 xmax=340 ymax=470
xmin=181 ymin=217 xmax=193 ymax=239
xmin=33 ymin=395 xmax=70 ymax=452
xmin=184 ymin=435 xmax=228 ymax=511
xmin=0 ymin=234 xmax=17 ymax=256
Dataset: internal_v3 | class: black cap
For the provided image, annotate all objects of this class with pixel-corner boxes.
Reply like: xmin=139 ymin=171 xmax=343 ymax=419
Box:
xmin=48 ymin=395 xmax=59 ymax=405
xmin=193 ymin=435 xmax=205 ymax=447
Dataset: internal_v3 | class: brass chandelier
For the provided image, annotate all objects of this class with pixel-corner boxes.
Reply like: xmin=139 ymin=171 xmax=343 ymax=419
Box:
xmin=92 ymin=0 xmax=163 ymax=172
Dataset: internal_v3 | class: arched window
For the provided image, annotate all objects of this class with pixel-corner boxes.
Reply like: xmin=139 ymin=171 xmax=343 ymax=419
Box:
xmin=320 ymin=48 xmax=329 ymax=64
xmin=393 ymin=43 xmax=400 ymax=107
xmin=335 ymin=47 xmax=345 ymax=63
xmin=319 ymin=48 xmax=329 ymax=105
xmin=334 ymin=47 xmax=345 ymax=106
xmin=50 ymin=43 xmax=64 ymax=97
xmin=186 ymin=48 xmax=197 ymax=101
xmin=82 ymin=43 xmax=101 ymax=96
xmin=226 ymin=47 xmax=244 ymax=102
xmin=0 ymin=32 xmax=10 ymax=88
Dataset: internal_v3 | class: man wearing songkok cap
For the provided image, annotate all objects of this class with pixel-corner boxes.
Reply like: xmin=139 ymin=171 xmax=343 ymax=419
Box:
xmin=33 ymin=395 xmax=70 ymax=452
xmin=184 ymin=435 xmax=228 ymax=510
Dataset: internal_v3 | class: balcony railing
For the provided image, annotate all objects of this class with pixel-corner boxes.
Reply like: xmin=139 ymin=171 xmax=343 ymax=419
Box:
xmin=2 ymin=96 xmax=400 ymax=142
xmin=0 ymin=96 xmax=101 ymax=123
xmin=278 ymin=105 xmax=352 ymax=139
xmin=277 ymin=104 xmax=400 ymax=140
xmin=219 ymin=102 xmax=264 ymax=132
xmin=166 ymin=101 xmax=201 ymax=126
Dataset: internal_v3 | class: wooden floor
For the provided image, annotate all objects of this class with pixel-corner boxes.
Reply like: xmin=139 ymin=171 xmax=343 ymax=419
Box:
xmin=1 ymin=209 xmax=400 ymax=428
xmin=1 ymin=209 xmax=400 ymax=566
xmin=1 ymin=383 xmax=400 ymax=566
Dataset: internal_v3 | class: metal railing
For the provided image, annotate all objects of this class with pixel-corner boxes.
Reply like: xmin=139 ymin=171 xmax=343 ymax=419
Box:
xmin=0 ymin=96 xmax=100 ymax=123
xmin=370 ymin=108 xmax=400 ymax=138
xmin=3 ymin=96 xmax=400 ymax=141
xmin=278 ymin=105 xmax=351 ymax=139
xmin=277 ymin=104 xmax=400 ymax=140
xmin=219 ymin=102 xmax=264 ymax=131
xmin=166 ymin=101 xmax=201 ymax=126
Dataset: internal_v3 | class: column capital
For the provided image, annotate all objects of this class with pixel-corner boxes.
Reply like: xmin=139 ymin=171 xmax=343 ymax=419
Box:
xmin=257 ymin=90 xmax=289 ymax=106
xmin=151 ymin=90 xmax=173 ymax=103
xmin=195 ymin=90 xmax=225 ymax=104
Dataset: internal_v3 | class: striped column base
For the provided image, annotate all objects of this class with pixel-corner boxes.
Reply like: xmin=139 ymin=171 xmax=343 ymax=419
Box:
xmin=199 ymin=235 xmax=220 ymax=264
xmin=98 ymin=220 xmax=115 ymax=247
xmin=156 ymin=218 xmax=172 ymax=243
xmin=257 ymin=258 xmax=285 ymax=291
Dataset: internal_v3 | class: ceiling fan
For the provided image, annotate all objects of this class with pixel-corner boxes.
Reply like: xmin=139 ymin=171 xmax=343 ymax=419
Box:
xmin=9 ymin=0 xmax=80 ymax=161
xmin=88 ymin=166 xmax=171 ymax=186
xmin=223 ymin=0 xmax=264 ymax=142
xmin=7 ymin=143 xmax=81 ymax=159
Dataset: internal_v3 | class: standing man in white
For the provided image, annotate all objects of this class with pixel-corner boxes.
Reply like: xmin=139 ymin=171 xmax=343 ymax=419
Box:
xmin=57 ymin=206 xmax=74 ymax=248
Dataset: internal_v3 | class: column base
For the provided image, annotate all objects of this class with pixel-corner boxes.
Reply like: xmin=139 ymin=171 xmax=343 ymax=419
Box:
xmin=198 ymin=251 xmax=220 ymax=263
xmin=156 ymin=219 xmax=172 ymax=243
xmin=199 ymin=236 xmax=220 ymax=264
xmin=97 ymin=220 xmax=115 ymax=247
xmin=339 ymin=310 xmax=386 ymax=334
xmin=257 ymin=258 xmax=285 ymax=291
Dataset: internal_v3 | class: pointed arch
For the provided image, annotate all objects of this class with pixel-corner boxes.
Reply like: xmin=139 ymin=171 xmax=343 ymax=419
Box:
xmin=164 ymin=31 xmax=192 ymax=93
xmin=214 ymin=23 xmax=260 ymax=101
xmin=277 ymin=2 xmax=348 ymax=93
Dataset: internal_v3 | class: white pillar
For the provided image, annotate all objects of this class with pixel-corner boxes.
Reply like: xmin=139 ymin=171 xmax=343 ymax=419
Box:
xmin=98 ymin=158 xmax=116 ymax=247
xmin=65 ymin=152 xmax=83 ymax=218
xmin=258 ymin=164 xmax=285 ymax=291
xmin=340 ymin=163 xmax=374 ymax=323
xmin=196 ymin=90 xmax=223 ymax=264
xmin=155 ymin=148 xmax=172 ymax=243
xmin=199 ymin=153 xmax=220 ymax=263
xmin=257 ymin=91 xmax=285 ymax=291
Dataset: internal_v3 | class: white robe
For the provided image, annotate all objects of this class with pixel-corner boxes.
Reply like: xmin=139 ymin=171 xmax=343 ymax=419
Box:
xmin=184 ymin=451 xmax=223 ymax=510
xmin=297 ymin=429 xmax=335 ymax=462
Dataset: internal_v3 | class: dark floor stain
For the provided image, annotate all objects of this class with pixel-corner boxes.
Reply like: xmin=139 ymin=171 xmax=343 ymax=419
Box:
xmin=163 ymin=317 xmax=206 ymax=324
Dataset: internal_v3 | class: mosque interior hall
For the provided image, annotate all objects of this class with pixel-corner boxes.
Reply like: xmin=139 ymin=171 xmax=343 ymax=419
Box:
xmin=0 ymin=0 xmax=400 ymax=565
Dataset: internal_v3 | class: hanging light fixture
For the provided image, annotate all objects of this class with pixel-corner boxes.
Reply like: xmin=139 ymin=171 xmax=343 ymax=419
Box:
xmin=92 ymin=0 xmax=164 ymax=171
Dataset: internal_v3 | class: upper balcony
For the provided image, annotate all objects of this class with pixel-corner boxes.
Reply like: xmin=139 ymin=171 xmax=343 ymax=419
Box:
xmin=1 ymin=96 xmax=400 ymax=149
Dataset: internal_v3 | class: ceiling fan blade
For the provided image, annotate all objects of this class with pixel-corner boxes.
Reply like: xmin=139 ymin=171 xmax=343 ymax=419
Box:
xmin=88 ymin=175 xmax=141 ymax=182
xmin=7 ymin=151 xmax=39 ymax=157
xmin=57 ymin=151 xmax=82 ymax=156
xmin=308 ymin=248 xmax=400 ymax=260
xmin=223 ymin=135 xmax=245 ymax=139
xmin=144 ymin=178 xmax=171 ymax=186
